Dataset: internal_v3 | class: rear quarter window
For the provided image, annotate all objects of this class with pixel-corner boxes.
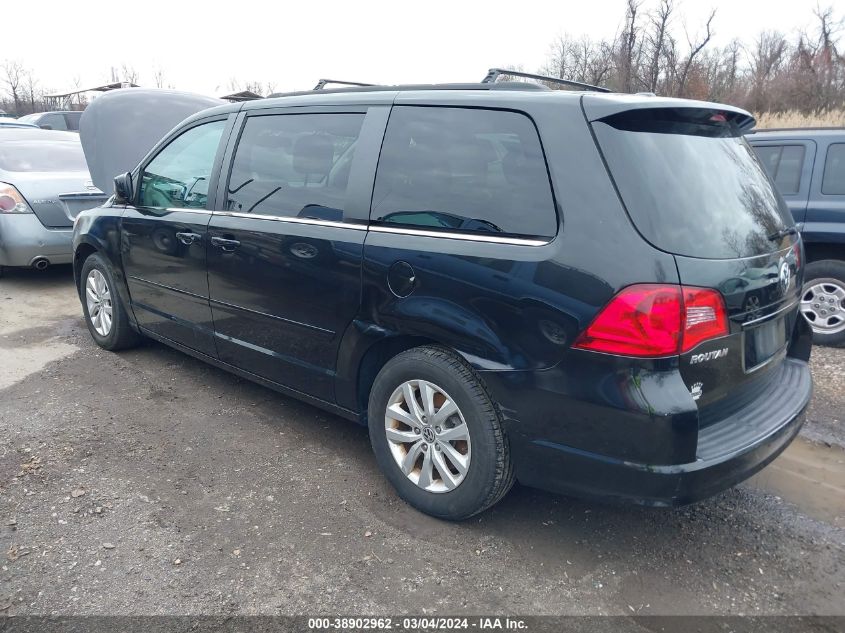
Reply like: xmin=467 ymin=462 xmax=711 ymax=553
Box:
xmin=822 ymin=143 xmax=845 ymax=195
xmin=371 ymin=106 xmax=557 ymax=239
xmin=753 ymin=144 xmax=805 ymax=195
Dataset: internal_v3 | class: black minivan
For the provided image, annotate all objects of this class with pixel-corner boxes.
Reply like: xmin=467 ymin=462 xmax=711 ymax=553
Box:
xmin=73 ymin=76 xmax=813 ymax=520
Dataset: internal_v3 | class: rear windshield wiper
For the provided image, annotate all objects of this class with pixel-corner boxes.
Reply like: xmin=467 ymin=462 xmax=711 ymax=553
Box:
xmin=767 ymin=226 xmax=798 ymax=242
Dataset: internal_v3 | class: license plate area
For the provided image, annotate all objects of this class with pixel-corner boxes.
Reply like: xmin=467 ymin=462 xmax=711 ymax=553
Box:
xmin=744 ymin=316 xmax=787 ymax=371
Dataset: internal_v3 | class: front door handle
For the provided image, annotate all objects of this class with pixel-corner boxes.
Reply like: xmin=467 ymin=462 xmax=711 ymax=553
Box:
xmin=175 ymin=231 xmax=202 ymax=245
xmin=210 ymin=236 xmax=241 ymax=252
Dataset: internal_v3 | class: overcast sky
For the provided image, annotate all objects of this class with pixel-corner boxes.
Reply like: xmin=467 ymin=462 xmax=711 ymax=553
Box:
xmin=5 ymin=0 xmax=829 ymax=98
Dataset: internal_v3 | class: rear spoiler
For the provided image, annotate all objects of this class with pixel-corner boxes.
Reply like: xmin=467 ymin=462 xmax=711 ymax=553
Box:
xmin=582 ymin=94 xmax=755 ymax=133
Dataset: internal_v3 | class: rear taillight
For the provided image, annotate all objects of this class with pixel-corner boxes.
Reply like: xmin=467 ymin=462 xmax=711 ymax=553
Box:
xmin=0 ymin=183 xmax=33 ymax=214
xmin=573 ymin=284 xmax=728 ymax=358
xmin=681 ymin=287 xmax=729 ymax=353
xmin=792 ymin=241 xmax=801 ymax=270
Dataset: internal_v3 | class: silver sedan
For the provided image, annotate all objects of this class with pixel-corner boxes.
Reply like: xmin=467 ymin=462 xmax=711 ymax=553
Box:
xmin=0 ymin=129 xmax=107 ymax=275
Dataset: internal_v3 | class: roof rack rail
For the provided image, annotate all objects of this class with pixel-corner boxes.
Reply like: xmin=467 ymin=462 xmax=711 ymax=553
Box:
xmin=482 ymin=68 xmax=611 ymax=93
xmin=313 ymin=79 xmax=375 ymax=90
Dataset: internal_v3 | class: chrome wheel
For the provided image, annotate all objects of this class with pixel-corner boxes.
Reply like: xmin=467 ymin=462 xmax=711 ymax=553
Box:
xmin=85 ymin=269 xmax=113 ymax=337
xmin=384 ymin=379 xmax=471 ymax=493
xmin=801 ymin=278 xmax=845 ymax=335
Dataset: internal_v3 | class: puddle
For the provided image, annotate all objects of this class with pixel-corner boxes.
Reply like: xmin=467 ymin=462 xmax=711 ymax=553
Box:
xmin=745 ymin=436 xmax=845 ymax=527
xmin=0 ymin=339 xmax=79 ymax=390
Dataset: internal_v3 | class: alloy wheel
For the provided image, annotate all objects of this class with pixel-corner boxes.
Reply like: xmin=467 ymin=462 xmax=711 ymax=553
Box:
xmin=85 ymin=269 xmax=113 ymax=337
xmin=384 ymin=379 xmax=471 ymax=493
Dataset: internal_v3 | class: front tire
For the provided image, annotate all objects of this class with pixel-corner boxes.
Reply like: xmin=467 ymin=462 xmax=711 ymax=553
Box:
xmin=801 ymin=259 xmax=845 ymax=347
xmin=368 ymin=346 xmax=514 ymax=520
xmin=80 ymin=252 xmax=141 ymax=351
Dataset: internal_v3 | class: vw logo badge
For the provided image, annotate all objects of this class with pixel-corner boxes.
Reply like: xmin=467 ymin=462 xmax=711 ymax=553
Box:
xmin=779 ymin=260 xmax=791 ymax=295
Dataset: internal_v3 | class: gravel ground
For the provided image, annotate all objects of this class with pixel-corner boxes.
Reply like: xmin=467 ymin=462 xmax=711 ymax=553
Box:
xmin=0 ymin=266 xmax=843 ymax=617
xmin=805 ymin=344 xmax=845 ymax=447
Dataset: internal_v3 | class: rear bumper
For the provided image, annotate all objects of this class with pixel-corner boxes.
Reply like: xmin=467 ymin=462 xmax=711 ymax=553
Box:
xmin=490 ymin=357 xmax=812 ymax=506
xmin=0 ymin=214 xmax=72 ymax=267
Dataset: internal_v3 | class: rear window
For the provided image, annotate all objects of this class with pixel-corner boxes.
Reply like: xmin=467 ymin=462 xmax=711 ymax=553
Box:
xmin=64 ymin=112 xmax=82 ymax=131
xmin=0 ymin=140 xmax=88 ymax=172
xmin=822 ymin=143 xmax=845 ymax=195
xmin=593 ymin=108 xmax=793 ymax=259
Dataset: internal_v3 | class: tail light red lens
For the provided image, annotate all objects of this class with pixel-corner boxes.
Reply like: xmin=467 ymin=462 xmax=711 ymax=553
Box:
xmin=573 ymin=284 xmax=728 ymax=358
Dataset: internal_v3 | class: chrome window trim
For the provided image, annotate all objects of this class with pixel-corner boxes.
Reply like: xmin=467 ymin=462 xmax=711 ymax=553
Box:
xmin=212 ymin=210 xmax=366 ymax=231
xmin=159 ymin=209 xmax=550 ymax=245
xmin=369 ymin=225 xmax=550 ymax=247
xmin=160 ymin=207 xmax=212 ymax=215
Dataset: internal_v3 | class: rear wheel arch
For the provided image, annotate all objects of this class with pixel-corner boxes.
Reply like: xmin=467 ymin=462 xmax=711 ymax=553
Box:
xmin=355 ymin=335 xmax=440 ymax=423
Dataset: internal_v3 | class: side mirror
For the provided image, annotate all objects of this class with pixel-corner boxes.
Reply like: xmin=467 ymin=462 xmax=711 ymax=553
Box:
xmin=39 ymin=124 xmax=53 ymax=130
xmin=114 ymin=172 xmax=134 ymax=204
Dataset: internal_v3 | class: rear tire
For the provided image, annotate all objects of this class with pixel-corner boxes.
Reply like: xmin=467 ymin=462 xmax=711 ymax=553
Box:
xmin=801 ymin=259 xmax=845 ymax=347
xmin=368 ymin=346 xmax=515 ymax=520
xmin=80 ymin=252 xmax=142 ymax=351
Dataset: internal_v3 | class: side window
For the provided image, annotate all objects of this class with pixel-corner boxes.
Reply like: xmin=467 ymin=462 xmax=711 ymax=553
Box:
xmin=225 ymin=113 xmax=365 ymax=221
xmin=40 ymin=113 xmax=68 ymax=131
xmin=753 ymin=144 xmax=805 ymax=195
xmin=139 ymin=120 xmax=226 ymax=209
xmin=371 ymin=106 xmax=557 ymax=238
xmin=64 ymin=112 xmax=82 ymax=131
xmin=822 ymin=143 xmax=845 ymax=195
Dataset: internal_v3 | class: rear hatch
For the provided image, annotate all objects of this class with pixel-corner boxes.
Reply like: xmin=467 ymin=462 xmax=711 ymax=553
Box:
xmin=586 ymin=99 xmax=802 ymax=412
xmin=0 ymin=135 xmax=106 ymax=228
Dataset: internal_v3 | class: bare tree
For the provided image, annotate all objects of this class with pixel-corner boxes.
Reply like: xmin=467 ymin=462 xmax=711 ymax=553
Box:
xmin=676 ymin=9 xmax=715 ymax=96
xmin=644 ymin=0 xmax=674 ymax=92
xmin=616 ymin=0 xmax=643 ymax=92
xmin=747 ymin=31 xmax=788 ymax=112
xmin=121 ymin=63 xmax=138 ymax=85
xmin=2 ymin=60 xmax=24 ymax=114
xmin=25 ymin=70 xmax=38 ymax=113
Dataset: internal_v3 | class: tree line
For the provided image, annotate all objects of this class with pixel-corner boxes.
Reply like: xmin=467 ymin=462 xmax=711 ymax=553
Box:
xmin=531 ymin=1 xmax=844 ymax=114
xmin=2 ymin=2 xmax=844 ymax=117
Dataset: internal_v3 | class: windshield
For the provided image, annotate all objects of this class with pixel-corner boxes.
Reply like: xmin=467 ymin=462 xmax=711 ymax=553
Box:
xmin=0 ymin=140 xmax=88 ymax=172
xmin=593 ymin=108 xmax=793 ymax=259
